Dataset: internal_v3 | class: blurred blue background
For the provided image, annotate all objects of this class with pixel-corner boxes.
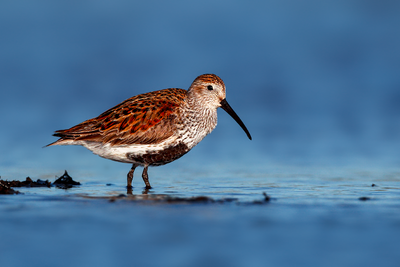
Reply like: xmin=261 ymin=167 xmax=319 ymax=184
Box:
xmin=1 ymin=2 xmax=400 ymax=267
xmin=1 ymin=0 xmax=400 ymax=175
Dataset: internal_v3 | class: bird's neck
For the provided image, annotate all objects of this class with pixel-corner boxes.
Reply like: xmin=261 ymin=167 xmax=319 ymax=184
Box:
xmin=178 ymin=95 xmax=218 ymax=149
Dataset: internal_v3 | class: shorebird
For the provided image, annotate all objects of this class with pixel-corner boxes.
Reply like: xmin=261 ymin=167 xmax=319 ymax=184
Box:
xmin=48 ymin=74 xmax=252 ymax=189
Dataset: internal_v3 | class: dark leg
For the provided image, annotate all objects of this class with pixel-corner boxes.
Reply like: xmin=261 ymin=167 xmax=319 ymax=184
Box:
xmin=142 ymin=166 xmax=152 ymax=189
xmin=127 ymin=164 xmax=138 ymax=188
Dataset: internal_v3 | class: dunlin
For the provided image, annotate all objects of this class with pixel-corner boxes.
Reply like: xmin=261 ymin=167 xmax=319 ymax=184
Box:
xmin=48 ymin=74 xmax=251 ymax=189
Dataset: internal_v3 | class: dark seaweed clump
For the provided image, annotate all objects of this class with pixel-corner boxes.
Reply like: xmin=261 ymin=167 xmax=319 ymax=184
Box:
xmin=0 ymin=177 xmax=51 ymax=195
xmin=0 ymin=180 xmax=20 ymax=194
xmin=0 ymin=171 xmax=80 ymax=194
xmin=53 ymin=170 xmax=80 ymax=189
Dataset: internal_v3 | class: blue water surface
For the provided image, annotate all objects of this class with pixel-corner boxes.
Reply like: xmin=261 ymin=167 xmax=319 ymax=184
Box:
xmin=1 ymin=1 xmax=400 ymax=267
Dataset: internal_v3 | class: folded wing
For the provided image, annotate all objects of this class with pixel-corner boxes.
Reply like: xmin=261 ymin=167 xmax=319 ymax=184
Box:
xmin=50 ymin=88 xmax=187 ymax=146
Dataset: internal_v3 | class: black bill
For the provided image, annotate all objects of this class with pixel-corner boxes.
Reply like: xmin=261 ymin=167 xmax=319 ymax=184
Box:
xmin=220 ymin=99 xmax=252 ymax=140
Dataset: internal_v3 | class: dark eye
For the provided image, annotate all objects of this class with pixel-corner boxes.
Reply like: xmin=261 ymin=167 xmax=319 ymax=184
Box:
xmin=207 ymin=85 xmax=213 ymax=90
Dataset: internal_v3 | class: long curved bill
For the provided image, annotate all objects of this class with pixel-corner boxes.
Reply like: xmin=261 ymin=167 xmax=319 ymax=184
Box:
xmin=220 ymin=99 xmax=252 ymax=140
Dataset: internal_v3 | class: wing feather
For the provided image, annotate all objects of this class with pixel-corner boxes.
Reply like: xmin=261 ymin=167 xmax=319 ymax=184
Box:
xmin=52 ymin=88 xmax=187 ymax=146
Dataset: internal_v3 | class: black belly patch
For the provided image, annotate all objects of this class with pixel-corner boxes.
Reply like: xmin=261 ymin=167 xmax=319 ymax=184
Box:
xmin=126 ymin=142 xmax=190 ymax=166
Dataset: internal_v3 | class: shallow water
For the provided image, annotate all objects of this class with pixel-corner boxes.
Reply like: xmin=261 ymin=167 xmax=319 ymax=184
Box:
xmin=1 ymin=164 xmax=400 ymax=267
xmin=2 ymin=1 xmax=400 ymax=266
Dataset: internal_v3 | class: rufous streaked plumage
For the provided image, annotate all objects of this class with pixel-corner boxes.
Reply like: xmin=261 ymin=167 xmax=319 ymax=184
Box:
xmin=48 ymin=74 xmax=251 ymax=189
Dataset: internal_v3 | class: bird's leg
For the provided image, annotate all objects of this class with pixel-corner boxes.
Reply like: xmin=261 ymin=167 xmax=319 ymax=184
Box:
xmin=142 ymin=166 xmax=152 ymax=189
xmin=127 ymin=164 xmax=138 ymax=188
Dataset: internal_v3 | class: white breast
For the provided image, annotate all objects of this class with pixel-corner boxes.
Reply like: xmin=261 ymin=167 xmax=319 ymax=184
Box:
xmin=178 ymin=106 xmax=218 ymax=149
xmin=65 ymin=135 xmax=179 ymax=164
